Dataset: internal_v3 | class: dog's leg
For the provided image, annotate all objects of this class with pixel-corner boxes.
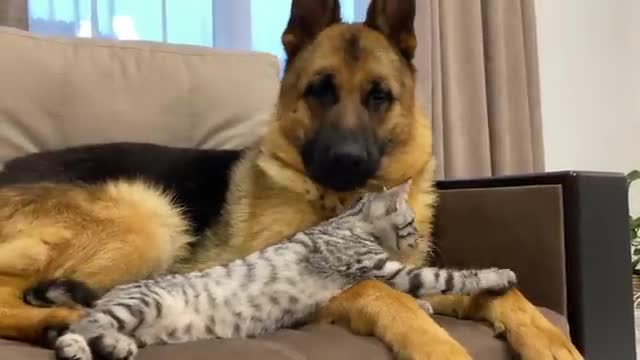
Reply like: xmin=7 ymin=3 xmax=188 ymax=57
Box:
xmin=0 ymin=279 xmax=84 ymax=344
xmin=426 ymin=290 xmax=583 ymax=360
xmin=315 ymin=280 xmax=471 ymax=360
xmin=0 ymin=304 xmax=84 ymax=344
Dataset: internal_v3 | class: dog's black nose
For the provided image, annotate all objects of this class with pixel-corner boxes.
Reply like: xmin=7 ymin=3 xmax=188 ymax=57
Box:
xmin=328 ymin=143 xmax=368 ymax=171
xmin=301 ymin=126 xmax=381 ymax=191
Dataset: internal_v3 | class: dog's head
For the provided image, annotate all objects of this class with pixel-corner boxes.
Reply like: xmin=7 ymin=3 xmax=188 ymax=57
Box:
xmin=267 ymin=0 xmax=428 ymax=192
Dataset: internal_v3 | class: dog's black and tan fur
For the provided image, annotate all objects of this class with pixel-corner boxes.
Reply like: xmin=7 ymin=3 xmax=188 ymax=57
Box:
xmin=0 ymin=1 xmax=582 ymax=359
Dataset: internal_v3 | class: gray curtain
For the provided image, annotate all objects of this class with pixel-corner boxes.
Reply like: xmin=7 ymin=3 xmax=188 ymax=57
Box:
xmin=0 ymin=0 xmax=28 ymax=30
xmin=414 ymin=0 xmax=545 ymax=179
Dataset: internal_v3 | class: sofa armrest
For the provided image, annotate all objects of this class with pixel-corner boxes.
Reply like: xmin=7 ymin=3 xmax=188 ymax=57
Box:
xmin=432 ymin=171 xmax=635 ymax=360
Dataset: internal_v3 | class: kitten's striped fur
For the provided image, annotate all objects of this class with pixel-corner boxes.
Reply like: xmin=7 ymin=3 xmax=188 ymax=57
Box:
xmin=55 ymin=182 xmax=516 ymax=360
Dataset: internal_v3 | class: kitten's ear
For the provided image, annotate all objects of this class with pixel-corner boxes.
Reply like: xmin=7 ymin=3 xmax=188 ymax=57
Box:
xmin=282 ymin=0 xmax=342 ymax=61
xmin=364 ymin=0 xmax=417 ymax=61
xmin=385 ymin=179 xmax=412 ymax=210
xmin=366 ymin=180 xmax=412 ymax=219
xmin=386 ymin=180 xmax=412 ymax=199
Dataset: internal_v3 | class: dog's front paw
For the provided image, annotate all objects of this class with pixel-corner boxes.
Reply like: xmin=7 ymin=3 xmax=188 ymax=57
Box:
xmin=502 ymin=314 xmax=583 ymax=360
xmin=409 ymin=339 xmax=472 ymax=360
xmin=55 ymin=333 xmax=92 ymax=360
xmin=463 ymin=288 xmax=583 ymax=360
xmin=88 ymin=332 xmax=138 ymax=360
xmin=316 ymin=280 xmax=471 ymax=360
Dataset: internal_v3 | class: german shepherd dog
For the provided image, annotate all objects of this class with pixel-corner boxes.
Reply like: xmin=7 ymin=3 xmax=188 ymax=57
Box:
xmin=0 ymin=0 xmax=581 ymax=359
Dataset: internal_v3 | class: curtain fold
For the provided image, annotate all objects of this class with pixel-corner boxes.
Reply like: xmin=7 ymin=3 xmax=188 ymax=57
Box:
xmin=0 ymin=0 xmax=28 ymax=30
xmin=415 ymin=0 xmax=544 ymax=179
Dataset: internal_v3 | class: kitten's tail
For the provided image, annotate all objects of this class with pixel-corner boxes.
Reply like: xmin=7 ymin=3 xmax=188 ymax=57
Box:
xmin=24 ymin=278 xmax=99 ymax=308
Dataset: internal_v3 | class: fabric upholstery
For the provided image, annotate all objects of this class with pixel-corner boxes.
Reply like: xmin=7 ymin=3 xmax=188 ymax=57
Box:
xmin=0 ymin=26 xmax=280 ymax=164
xmin=0 ymin=310 xmax=568 ymax=360
xmin=434 ymin=184 xmax=567 ymax=316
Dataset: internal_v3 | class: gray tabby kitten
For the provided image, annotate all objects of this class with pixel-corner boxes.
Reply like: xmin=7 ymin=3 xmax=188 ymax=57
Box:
xmin=55 ymin=182 xmax=516 ymax=360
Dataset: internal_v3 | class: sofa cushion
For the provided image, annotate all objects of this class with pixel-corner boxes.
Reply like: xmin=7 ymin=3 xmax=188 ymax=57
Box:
xmin=0 ymin=308 xmax=568 ymax=360
xmin=0 ymin=26 xmax=280 ymax=164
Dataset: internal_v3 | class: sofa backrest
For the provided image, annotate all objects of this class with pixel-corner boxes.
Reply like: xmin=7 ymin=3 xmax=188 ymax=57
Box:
xmin=0 ymin=26 xmax=281 ymax=164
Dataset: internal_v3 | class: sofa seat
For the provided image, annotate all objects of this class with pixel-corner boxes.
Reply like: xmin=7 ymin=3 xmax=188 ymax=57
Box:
xmin=0 ymin=309 xmax=567 ymax=360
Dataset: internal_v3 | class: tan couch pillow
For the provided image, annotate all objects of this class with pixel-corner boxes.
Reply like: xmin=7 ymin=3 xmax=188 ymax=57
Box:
xmin=0 ymin=26 xmax=281 ymax=164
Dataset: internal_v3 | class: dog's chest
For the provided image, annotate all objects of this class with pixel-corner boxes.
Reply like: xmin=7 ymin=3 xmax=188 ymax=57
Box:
xmin=236 ymin=193 xmax=362 ymax=256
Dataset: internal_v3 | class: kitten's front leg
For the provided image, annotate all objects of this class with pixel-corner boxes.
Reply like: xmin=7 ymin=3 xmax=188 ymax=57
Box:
xmin=368 ymin=258 xmax=517 ymax=297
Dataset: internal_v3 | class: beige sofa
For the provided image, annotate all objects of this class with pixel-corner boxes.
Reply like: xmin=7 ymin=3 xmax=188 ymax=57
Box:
xmin=2 ymin=26 xmax=619 ymax=360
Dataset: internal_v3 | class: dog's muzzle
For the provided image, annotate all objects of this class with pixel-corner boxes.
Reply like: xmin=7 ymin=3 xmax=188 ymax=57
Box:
xmin=301 ymin=126 xmax=381 ymax=192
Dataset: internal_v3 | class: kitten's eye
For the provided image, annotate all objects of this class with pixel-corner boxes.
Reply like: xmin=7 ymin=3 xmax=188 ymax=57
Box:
xmin=365 ymin=82 xmax=393 ymax=112
xmin=304 ymin=74 xmax=338 ymax=107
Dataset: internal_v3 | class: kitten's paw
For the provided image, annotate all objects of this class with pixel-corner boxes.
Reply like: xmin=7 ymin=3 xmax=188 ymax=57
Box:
xmin=483 ymin=269 xmax=517 ymax=294
xmin=88 ymin=332 xmax=138 ymax=360
xmin=416 ymin=299 xmax=434 ymax=315
xmin=55 ymin=333 xmax=92 ymax=360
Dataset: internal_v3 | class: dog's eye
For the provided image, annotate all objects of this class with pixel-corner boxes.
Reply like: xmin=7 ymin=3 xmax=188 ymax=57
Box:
xmin=366 ymin=83 xmax=393 ymax=112
xmin=304 ymin=74 xmax=338 ymax=107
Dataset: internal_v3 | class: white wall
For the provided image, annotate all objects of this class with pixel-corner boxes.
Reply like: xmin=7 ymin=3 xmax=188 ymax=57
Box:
xmin=535 ymin=0 xmax=640 ymax=215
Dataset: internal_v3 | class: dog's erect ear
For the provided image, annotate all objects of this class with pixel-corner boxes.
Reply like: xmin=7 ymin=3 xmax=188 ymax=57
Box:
xmin=282 ymin=0 xmax=341 ymax=61
xmin=365 ymin=0 xmax=416 ymax=61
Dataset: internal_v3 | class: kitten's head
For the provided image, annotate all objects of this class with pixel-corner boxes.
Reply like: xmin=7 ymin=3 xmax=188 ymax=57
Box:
xmin=349 ymin=180 xmax=418 ymax=253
